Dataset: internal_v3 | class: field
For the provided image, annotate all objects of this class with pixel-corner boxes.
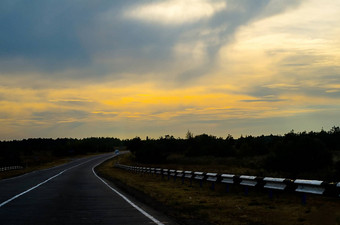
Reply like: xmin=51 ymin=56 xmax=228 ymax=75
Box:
xmin=96 ymin=153 xmax=340 ymax=225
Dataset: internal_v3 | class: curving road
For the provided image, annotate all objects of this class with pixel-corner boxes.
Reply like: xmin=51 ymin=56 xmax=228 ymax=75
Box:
xmin=0 ymin=153 xmax=176 ymax=225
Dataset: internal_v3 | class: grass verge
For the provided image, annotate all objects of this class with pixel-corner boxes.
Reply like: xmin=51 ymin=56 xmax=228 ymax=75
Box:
xmin=96 ymin=153 xmax=340 ymax=225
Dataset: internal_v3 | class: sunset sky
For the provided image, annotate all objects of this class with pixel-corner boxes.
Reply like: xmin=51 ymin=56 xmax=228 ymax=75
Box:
xmin=1 ymin=0 xmax=340 ymax=140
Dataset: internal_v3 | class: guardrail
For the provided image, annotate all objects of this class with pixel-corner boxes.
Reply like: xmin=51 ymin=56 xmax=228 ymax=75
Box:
xmin=294 ymin=179 xmax=326 ymax=204
xmin=239 ymin=175 xmax=259 ymax=195
xmin=0 ymin=166 xmax=24 ymax=172
xmin=176 ymin=170 xmax=184 ymax=184
xmin=206 ymin=173 xmax=218 ymax=190
xmin=221 ymin=174 xmax=235 ymax=192
xmin=263 ymin=177 xmax=292 ymax=199
xmin=194 ymin=172 xmax=205 ymax=187
xmin=184 ymin=171 xmax=193 ymax=186
xmin=114 ymin=164 xmax=340 ymax=203
xmin=169 ymin=169 xmax=176 ymax=181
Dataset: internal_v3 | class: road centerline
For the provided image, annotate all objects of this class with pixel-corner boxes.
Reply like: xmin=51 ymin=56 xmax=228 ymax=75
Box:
xmin=0 ymin=156 xmax=102 ymax=208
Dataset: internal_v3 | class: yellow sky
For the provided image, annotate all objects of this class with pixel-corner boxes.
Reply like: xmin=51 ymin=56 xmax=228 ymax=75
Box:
xmin=1 ymin=0 xmax=340 ymax=139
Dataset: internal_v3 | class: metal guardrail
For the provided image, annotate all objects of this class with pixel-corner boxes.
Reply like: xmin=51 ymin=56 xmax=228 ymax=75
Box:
xmin=155 ymin=168 xmax=162 ymax=175
xmin=206 ymin=173 xmax=218 ymax=190
xmin=162 ymin=169 xmax=168 ymax=179
xmin=263 ymin=177 xmax=289 ymax=191
xmin=176 ymin=170 xmax=184 ymax=183
xmin=239 ymin=175 xmax=257 ymax=187
xmin=295 ymin=179 xmax=325 ymax=195
xmin=263 ymin=177 xmax=293 ymax=199
xmin=294 ymin=179 xmax=326 ymax=204
xmin=239 ymin=175 xmax=258 ymax=195
xmin=194 ymin=172 xmax=205 ymax=187
xmin=169 ymin=169 xmax=176 ymax=181
xmin=0 ymin=166 xmax=24 ymax=172
xmin=114 ymin=164 xmax=340 ymax=202
xmin=221 ymin=174 xmax=235 ymax=192
xmin=184 ymin=171 xmax=193 ymax=185
xmin=221 ymin=174 xmax=235 ymax=184
xmin=176 ymin=170 xmax=183 ymax=178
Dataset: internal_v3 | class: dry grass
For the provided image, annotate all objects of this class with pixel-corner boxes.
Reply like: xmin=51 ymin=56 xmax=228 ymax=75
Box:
xmin=96 ymin=154 xmax=340 ymax=225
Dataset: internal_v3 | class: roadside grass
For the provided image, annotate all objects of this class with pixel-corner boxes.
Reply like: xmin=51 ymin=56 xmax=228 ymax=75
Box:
xmin=0 ymin=152 xmax=103 ymax=180
xmin=96 ymin=153 xmax=340 ymax=225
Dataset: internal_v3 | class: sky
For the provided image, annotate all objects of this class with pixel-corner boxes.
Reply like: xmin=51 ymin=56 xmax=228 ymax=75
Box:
xmin=1 ymin=0 xmax=340 ymax=140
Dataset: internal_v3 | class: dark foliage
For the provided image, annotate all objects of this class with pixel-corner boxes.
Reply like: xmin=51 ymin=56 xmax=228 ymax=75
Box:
xmin=125 ymin=127 xmax=340 ymax=180
xmin=1 ymin=127 xmax=340 ymax=180
xmin=127 ymin=136 xmax=186 ymax=164
xmin=265 ymin=133 xmax=332 ymax=175
xmin=0 ymin=137 xmax=122 ymax=167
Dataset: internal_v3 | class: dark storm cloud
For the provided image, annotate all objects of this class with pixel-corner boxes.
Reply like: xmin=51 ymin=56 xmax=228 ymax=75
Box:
xmin=0 ymin=0 xmax=303 ymax=78
xmin=0 ymin=0 xmax=125 ymax=72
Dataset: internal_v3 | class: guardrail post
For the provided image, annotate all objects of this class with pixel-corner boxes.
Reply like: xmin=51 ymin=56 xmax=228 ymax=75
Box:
xmin=194 ymin=172 xmax=205 ymax=188
xmin=184 ymin=171 xmax=193 ymax=186
xmin=301 ymin=193 xmax=307 ymax=205
xmin=206 ymin=173 xmax=218 ymax=190
xmin=294 ymin=179 xmax=326 ymax=205
xmin=263 ymin=177 xmax=291 ymax=199
xmin=269 ymin=189 xmax=273 ymax=199
xmin=221 ymin=174 xmax=235 ymax=193
xmin=176 ymin=170 xmax=183 ymax=183
xmin=151 ymin=168 xmax=156 ymax=175
xmin=169 ymin=170 xmax=176 ymax=181
xmin=162 ymin=169 xmax=168 ymax=180
xmin=245 ymin=186 xmax=249 ymax=196
xmin=155 ymin=168 xmax=161 ymax=177
xmin=239 ymin=176 xmax=258 ymax=196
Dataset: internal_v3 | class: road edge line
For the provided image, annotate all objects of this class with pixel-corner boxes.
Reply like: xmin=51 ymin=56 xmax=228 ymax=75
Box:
xmin=92 ymin=155 xmax=164 ymax=225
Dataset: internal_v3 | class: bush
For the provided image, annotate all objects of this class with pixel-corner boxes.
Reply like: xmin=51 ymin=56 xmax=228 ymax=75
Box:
xmin=265 ymin=135 xmax=332 ymax=176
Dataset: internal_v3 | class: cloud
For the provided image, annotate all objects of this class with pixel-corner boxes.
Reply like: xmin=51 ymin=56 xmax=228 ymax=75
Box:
xmin=0 ymin=0 xmax=128 ymax=74
xmin=0 ymin=0 xmax=92 ymax=71
xmin=123 ymin=0 xmax=226 ymax=25
xmin=240 ymin=98 xmax=284 ymax=103
xmin=1 ymin=0 xmax=340 ymax=140
xmin=0 ymin=0 xmax=301 ymax=79
xmin=217 ymin=0 xmax=340 ymax=98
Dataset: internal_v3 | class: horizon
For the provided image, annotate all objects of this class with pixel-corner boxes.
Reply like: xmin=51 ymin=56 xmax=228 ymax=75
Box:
xmin=1 ymin=0 xmax=340 ymax=140
xmin=1 ymin=126 xmax=337 ymax=142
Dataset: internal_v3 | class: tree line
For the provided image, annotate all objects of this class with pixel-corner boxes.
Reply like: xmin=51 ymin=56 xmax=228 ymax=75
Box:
xmin=127 ymin=127 xmax=340 ymax=180
xmin=0 ymin=137 xmax=122 ymax=167
xmin=1 ymin=127 xmax=340 ymax=180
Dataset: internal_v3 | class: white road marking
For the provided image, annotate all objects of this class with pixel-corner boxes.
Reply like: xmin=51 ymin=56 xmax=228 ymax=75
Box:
xmin=0 ymin=170 xmax=65 ymax=207
xmin=92 ymin=156 xmax=165 ymax=225
xmin=1 ymin=158 xmax=83 ymax=182
xmin=0 ymin=156 xmax=102 ymax=208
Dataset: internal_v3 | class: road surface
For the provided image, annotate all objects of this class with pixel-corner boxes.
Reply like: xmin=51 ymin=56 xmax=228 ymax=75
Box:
xmin=0 ymin=153 xmax=176 ymax=225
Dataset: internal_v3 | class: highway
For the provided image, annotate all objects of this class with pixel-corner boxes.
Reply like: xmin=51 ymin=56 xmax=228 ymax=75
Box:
xmin=0 ymin=153 xmax=176 ymax=225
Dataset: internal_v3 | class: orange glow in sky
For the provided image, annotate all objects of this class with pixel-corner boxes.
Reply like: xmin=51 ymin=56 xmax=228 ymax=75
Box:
xmin=1 ymin=0 xmax=340 ymax=139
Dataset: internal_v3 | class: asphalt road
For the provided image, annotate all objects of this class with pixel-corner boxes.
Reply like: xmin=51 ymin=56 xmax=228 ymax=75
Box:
xmin=0 ymin=153 xmax=176 ymax=225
